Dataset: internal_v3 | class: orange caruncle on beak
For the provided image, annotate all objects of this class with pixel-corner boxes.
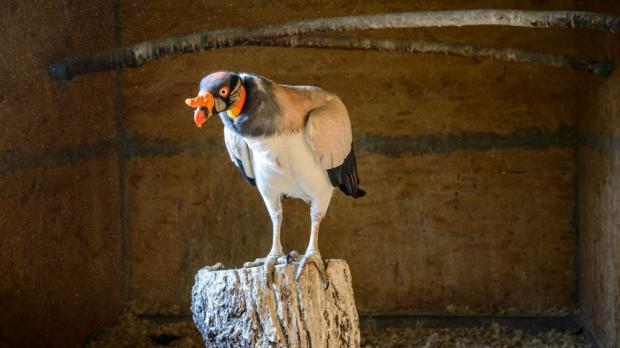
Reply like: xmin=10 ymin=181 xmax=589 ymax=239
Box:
xmin=185 ymin=92 xmax=214 ymax=128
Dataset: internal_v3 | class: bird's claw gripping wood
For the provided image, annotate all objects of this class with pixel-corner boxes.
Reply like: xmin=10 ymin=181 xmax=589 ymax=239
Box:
xmin=243 ymin=252 xmax=288 ymax=287
xmin=296 ymin=251 xmax=329 ymax=289
xmin=263 ymin=257 xmax=278 ymax=287
xmin=242 ymin=250 xmax=287 ymax=268
xmin=203 ymin=262 xmax=225 ymax=271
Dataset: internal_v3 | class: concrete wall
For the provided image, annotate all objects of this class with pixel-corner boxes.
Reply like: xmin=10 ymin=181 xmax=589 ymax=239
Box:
xmin=576 ymin=1 xmax=620 ymax=346
xmin=0 ymin=1 xmax=123 ymax=347
xmin=4 ymin=0 xmax=604 ymax=346
xmin=121 ymin=0 xmax=579 ymax=317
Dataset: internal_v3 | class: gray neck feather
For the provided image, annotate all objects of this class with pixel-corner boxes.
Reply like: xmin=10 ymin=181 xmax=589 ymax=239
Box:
xmin=219 ymin=74 xmax=281 ymax=137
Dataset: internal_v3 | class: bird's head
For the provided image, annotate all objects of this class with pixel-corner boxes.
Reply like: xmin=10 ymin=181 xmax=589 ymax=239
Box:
xmin=185 ymin=71 xmax=246 ymax=127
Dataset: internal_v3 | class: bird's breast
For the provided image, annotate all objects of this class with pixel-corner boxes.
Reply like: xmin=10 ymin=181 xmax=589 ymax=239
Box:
xmin=245 ymin=133 xmax=309 ymax=171
xmin=244 ymin=132 xmax=331 ymax=200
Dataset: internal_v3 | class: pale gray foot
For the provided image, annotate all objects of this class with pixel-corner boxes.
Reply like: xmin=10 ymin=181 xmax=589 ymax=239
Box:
xmin=243 ymin=251 xmax=286 ymax=286
xmin=203 ymin=262 xmax=225 ymax=271
xmin=295 ymin=251 xmax=329 ymax=289
xmin=242 ymin=250 xmax=285 ymax=268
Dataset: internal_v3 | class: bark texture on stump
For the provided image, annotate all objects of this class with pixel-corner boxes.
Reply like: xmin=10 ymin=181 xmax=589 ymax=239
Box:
xmin=191 ymin=259 xmax=360 ymax=348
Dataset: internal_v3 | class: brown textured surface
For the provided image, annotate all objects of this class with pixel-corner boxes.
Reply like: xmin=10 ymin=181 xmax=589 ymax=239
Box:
xmin=576 ymin=1 xmax=620 ymax=346
xmin=0 ymin=1 xmax=117 ymax=152
xmin=127 ymin=149 xmax=576 ymax=315
xmin=578 ymin=150 xmax=620 ymax=347
xmin=123 ymin=1 xmax=579 ymax=142
xmin=124 ymin=47 xmax=577 ymax=142
xmin=126 ymin=153 xmax=266 ymax=313
xmin=9 ymin=0 xmax=618 ymax=346
xmin=0 ymin=157 xmax=122 ymax=347
xmin=121 ymin=0 xmax=580 ymax=317
xmin=0 ymin=1 xmax=122 ymax=347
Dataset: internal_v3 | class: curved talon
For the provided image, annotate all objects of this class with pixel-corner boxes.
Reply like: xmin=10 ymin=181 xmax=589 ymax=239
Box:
xmin=263 ymin=257 xmax=277 ymax=286
xmin=295 ymin=252 xmax=329 ymax=289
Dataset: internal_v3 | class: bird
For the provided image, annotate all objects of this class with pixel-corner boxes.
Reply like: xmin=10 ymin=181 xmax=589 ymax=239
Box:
xmin=185 ymin=71 xmax=365 ymax=284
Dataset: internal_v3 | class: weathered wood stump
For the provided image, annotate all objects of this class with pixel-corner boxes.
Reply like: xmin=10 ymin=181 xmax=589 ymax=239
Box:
xmin=191 ymin=259 xmax=360 ymax=348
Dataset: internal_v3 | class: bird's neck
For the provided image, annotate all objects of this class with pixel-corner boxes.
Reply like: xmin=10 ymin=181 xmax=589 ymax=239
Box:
xmin=226 ymin=84 xmax=246 ymax=119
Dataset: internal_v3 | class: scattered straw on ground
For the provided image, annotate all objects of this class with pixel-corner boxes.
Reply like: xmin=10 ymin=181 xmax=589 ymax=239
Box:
xmin=84 ymin=308 xmax=590 ymax=348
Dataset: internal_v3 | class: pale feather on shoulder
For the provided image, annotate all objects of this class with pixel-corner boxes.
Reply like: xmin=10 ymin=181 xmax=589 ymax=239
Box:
xmin=270 ymin=83 xmax=352 ymax=169
xmin=304 ymin=95 xmax=352 ymax=169
xmin=273 ymin=84 xmax=329 ymax=133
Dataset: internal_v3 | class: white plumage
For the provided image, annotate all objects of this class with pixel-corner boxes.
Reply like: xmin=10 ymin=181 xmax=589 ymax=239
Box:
xmin=244 ymin=132 xmax=334 ymax=205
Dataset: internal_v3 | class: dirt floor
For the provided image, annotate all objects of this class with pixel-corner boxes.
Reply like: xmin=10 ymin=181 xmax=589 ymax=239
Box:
xmin=84 ymin=307 xmax=590 ymax=348
xmin=362 ymin=326 xmax=589 ymax=348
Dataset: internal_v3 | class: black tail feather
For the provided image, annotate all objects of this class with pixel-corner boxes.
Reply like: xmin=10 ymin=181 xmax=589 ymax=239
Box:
xmin=327 ymin=144 xmax=365 ymax=198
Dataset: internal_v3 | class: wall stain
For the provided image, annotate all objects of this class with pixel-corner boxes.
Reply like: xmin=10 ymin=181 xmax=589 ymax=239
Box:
xmin=0 ymin=140 xmax=115 ymax=176
xmin=114 ymin=0 xmax=130 ymax=308
xmin=579 ymin=131 xmax=620 ymax=157
xmin=125 ymin=135 xmax=225 ymax=158
xmin=0 ymin=125 xmax=592 ymax=177
xmin=356 ymin=124 xmax=577 ymax=157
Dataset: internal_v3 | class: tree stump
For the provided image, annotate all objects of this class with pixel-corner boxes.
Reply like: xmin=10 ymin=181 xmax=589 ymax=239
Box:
xmin=191 ymin=259 xmax=360 ymax=348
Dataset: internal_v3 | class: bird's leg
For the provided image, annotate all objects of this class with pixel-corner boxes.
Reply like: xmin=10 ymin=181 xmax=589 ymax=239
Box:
xmin=305 ymin=211 xmax=321 ymax=255
xmin=243 ymin=197 xmax=286 ymax=286
xmin=267 ymin=211 xmax=284 ymax=259
xmin=296 ymin=209 xmax=328 ymax=288
xmin=243 ymin=210 xmax=284 ymax=267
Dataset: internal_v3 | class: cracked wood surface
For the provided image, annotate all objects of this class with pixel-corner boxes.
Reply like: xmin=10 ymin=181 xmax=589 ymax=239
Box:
xmin=191 ymin=259 xmax=360 ymax=347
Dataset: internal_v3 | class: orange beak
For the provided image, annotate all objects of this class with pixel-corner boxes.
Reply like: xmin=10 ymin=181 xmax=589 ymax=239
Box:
xmin=185 ymin=92 xmax=215 ymax=128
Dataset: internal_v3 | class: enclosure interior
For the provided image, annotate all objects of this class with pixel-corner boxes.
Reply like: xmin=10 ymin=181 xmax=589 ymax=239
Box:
xmin=1 ymin=0 xmax=619 ymax=347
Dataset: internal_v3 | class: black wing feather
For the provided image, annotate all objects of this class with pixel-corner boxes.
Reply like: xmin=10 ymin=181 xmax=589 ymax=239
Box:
xmin=234 ymin=157 xmax=256 ymax=186
xmin=327 ymin=144 xmax=365 ymax=198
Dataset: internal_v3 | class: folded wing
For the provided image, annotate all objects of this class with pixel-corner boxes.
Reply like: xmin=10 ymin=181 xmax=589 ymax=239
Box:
xmin=224 ymin=127 xmax=256 ymax=186
xmin=304 ymin=96 xmax=365 ymax=198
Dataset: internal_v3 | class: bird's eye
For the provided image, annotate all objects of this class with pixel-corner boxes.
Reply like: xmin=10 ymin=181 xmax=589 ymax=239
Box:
xmin=219 ymin=87 xmax=229 ymax=97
